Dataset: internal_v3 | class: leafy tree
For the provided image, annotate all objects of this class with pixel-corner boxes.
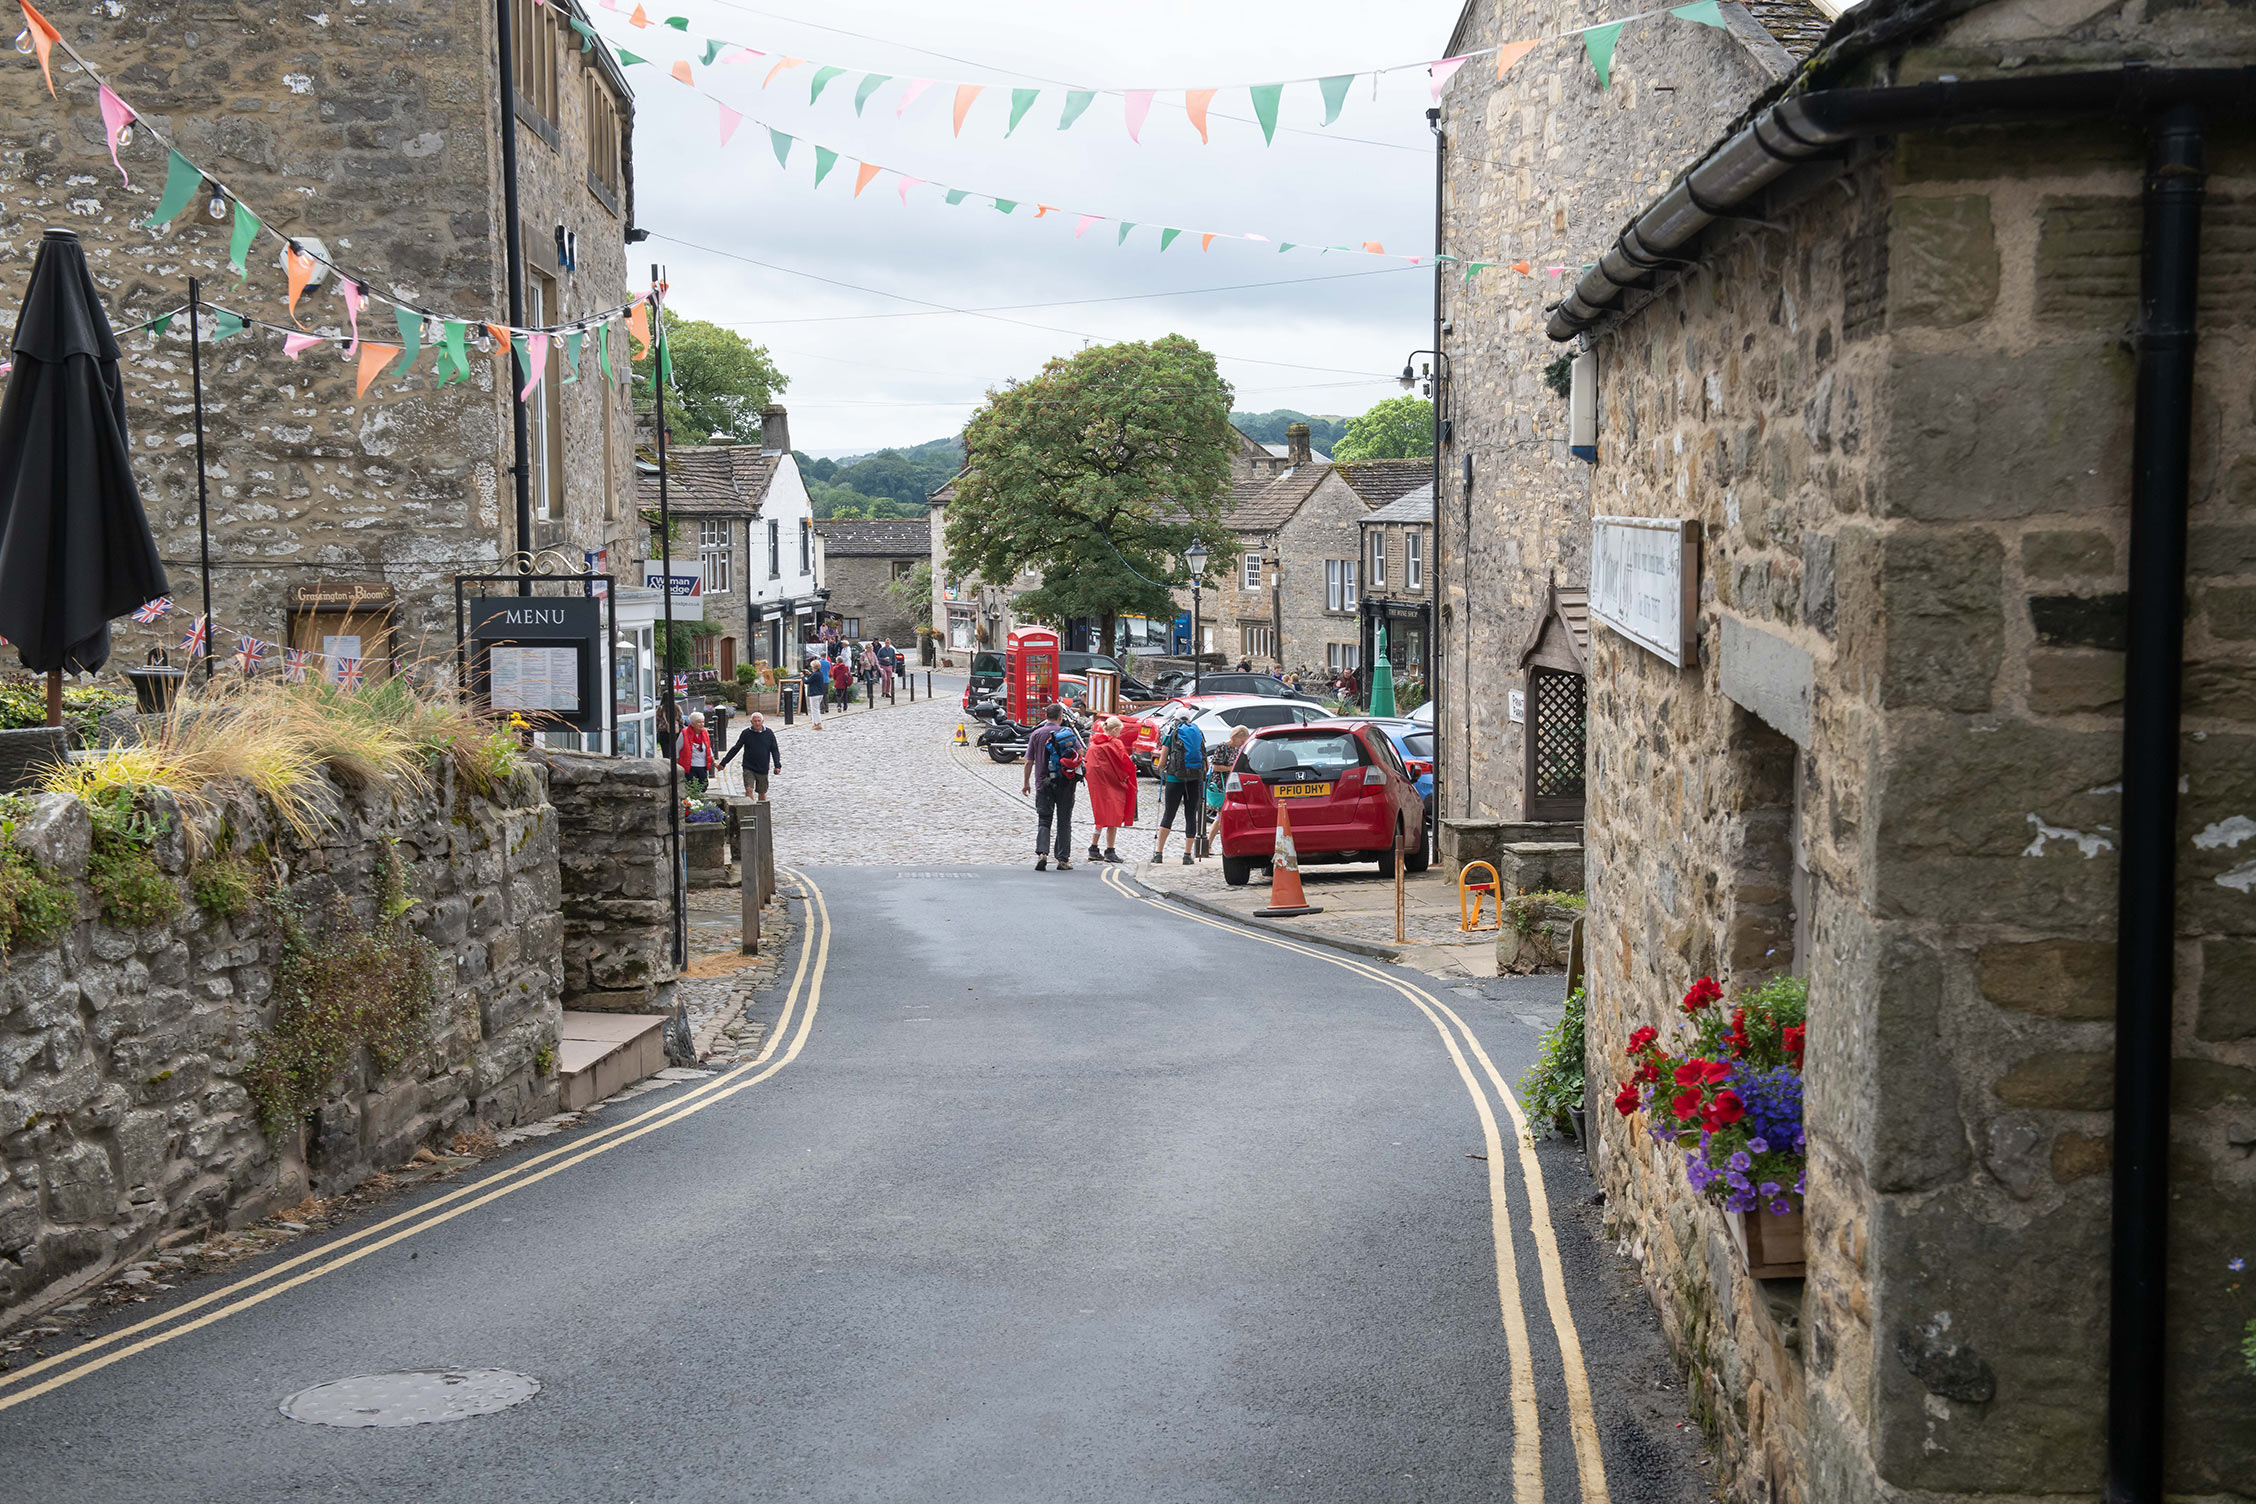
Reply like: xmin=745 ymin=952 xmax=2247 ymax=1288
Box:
xmin=948 ymin=336 xmax=1239 ymax=650
xmin=634 ymin=316 xmax=788 ymax=446
xmin=884 ymin=561 xmax=932 ymax=618
xmin=1331 ymin=395 xmax=1435 ymax=462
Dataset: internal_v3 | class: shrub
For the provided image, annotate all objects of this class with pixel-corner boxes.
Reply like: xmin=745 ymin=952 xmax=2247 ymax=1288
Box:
xmin=191 ymin=849 xmax=260 ymax=919
xmin=0 ymin=679 xmax=132 ymax=744
xmin=1519 ymin=984 xmax=1587 ymax=1136
xmin=735 ymin=664 xmax=761 ymax=685
xmin=83 ymin=786 xmax=180 ymax=929
xmin=0 ymin=844 xmax=73 ymax=954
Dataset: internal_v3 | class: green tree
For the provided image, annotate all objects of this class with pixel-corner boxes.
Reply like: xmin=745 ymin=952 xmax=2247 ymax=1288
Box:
xmin=1331 ymin=395 xmax=1434 ymax=462
xmin=948 ymin=337 xmax=1239 ymax=648
xmin=884 ymin=560 xmax=932 ymax=619
xmin=635 ymin=316 xmax=789 ymax=446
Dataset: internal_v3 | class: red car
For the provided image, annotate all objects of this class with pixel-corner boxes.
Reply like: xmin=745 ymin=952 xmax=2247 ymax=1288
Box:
xmin=1216 ymin=720 xmax=1432 ymax=887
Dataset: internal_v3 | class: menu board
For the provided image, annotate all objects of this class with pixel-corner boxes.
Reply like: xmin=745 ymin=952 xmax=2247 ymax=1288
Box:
xmin=488 ymin=645 xmax=581 ymax=713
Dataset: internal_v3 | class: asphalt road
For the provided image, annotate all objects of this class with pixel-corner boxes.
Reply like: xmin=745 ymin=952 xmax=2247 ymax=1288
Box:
xmin=0 ymin=864 xmax=1704 ymax=1503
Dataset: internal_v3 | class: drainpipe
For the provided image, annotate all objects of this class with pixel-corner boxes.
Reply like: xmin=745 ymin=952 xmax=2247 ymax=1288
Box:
xmin=2107 ymin=98 xmax=2203 ymax=1504
xmin=1427 ymin=106 xmax=1449 ymax=818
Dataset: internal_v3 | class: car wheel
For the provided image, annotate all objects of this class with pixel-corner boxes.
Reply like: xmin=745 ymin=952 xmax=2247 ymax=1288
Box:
xmin=1222 ymin=856 xmax=1253 ymax=887
xmin=1404 ymin=830 xmax=1431 ymax=874
xmin=1376 ymin=840 xmax=1398 ymax=879
xmin=985 ymin=745 xmax=1019 ymax=763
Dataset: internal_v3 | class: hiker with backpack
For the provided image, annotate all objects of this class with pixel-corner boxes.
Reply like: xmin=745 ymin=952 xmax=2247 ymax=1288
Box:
xmin=1083 ymin=716 xmax=1138 ymax=864
xmin=1149 ymin=713 xmax=1207 ymax=866
xmin=1022 ymin=704 xmax=1082 ymax=871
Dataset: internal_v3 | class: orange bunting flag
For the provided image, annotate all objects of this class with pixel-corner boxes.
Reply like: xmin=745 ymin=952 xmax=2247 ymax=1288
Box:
xmin=1361 ymin=241 xmax=1386 ymax=255
xmin=1495 ymin=39 xmax=1540 ymax=79
xmin=763 ymin=56 xmax=803 ymax=88
xmin=1033 ymin=204 xmax=1056 ymax=218
xmin=356 ymin=342 xmax=402 ymax=399
xmin=284 ymin=244 xmax=317 ymax=323
xmin=627 ymin=301 xmax=651 ymax=357
xmin=853 ymin=162 xmax=882 ymax=197
xmin=486 ymin=322 xmax=514 ymax=357
xmin=1200 ymin=233 xmax=1217 ymax=252
xmin=670 ymin=59 xmax=693 ymax=86
xmin=952 ymin=84 xmax=984 ymax=137
xmin=1185 ymin=88 xmax=1216 ymax=144
xmin=1512 ymin=260 xmax=1533 ymax=274
xmin=628 ymin=3 xmax=649 ymax=24
xmin=17 ymin=1 xmax=59 ymax=97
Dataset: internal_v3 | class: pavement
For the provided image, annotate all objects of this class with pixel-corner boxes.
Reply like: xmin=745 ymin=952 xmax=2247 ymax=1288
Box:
xmin=0 ymin=683 xmax=1710 ymax=1502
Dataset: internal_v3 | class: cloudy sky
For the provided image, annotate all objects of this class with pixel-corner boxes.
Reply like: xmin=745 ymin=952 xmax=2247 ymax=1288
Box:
xmin=599 ymin=0 xmax=1470 ymax=453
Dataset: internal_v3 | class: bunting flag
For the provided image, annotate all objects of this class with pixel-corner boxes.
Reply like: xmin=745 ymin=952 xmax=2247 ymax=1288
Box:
xmin=212 ymin=310 xmax=247 ymax=341
xmin=335 ymin=657 xmax=364 ymax=691
xmin=852 ymin=72 xmax=891 ymax=114
xmin=357 ymin=340 xmax=401 ymax=397
xmin=1671 ymin=1 xmax=1728 ymax=25
xmin=1318 ymin=74 xmax=1353 ymax=125
xmin=18 ymin=0 xmax=59 ymax=97
xmin=1184 ymin=88 xmax=1216 ymax=144
xmin=228 ymin=202 xmax=259 ymax=281
xmin=616 ymin=47 xmax=647 ymax=67
xmin=563 ymin=327 xmax=582 ymax=383
xmin=699 ymin=37 xmax=723 ymax=63
xmin=1074 ymin=213 xmax=1100 ymax=238
xmin=596 ymin=322 xmax=616 ymax=385
xmin=768 ymin=126 xmax=793 ymax=167
xmin=519 ymin=332 xmax=548 ymax=400
xmin=233 ymin=636 xmax=264 ymax=674
xmin=627 ymin=302 xmax=651 ymax=356
xmin=131 ymin=597 xmax=174 ymax=623
xmin=1116 ymin=221 xmax=1135 ymax=244
xmin=992 ymin=199 xmax=1016 ymax=214
xmin=951 ymin=84 xmax=982 ymax=136
xmin=145 ymin=149 xmax=200 ymax=227
xmin=1428 ymin=56 xmax=1468 ymax=99
xmin=628 ymin=3 xmax=648 ymax=24
xmin=1123 ymin=89 xmax=1154 ymax=142
xmin=1583 ymin=22 xmax=1625 ymax=88
xmin=97 ymin=85 xmax=134 ymax=185
xmin=284 ymin=243 xmax=316 ymax=322
xmin=181 ymin=615 xmax=209 ymax=656
xmin=763 ymin=56 xmax=802 ymax=88
xmin=1159 ymin=228 xmax=1181 ymax=251
xmin=853 ymin=161 xmax=881 ymax=197
xmin=813 ymin=145 xmax=839 ymax=186
xmin=896 ymin=175 xmax=923 ymax=204
xmin=1006 ymin=87 xmax=1038 ymax=136
xmin=340 ymin=279 xmax=364 ymax=355
xmin=1249 ymin=83 xmax=1282 ymax=145
xmin=1200 ymin=233 xmax=1216 ymax=252
xmin=1495 ymin=39 xmax=1540 ymax=78
xmin=283 ymin=649 xmax=309 ymax=684
xmin=1058 ymin=89 xmax=1095 ymax=130
xmin=442 ymin=319 xmax=470 ymax=384
xmin=717 ymin=101 xmax=742 ymax=145
xmin=896 ymin=78 xmax=933 ymax=115
xmin=669 ymin=59 xmax=692 ymax=86
xmin=282 ymin=331 xmax=323 ymax=359
xmin=944 ymin=188 xmax=969 ymax=206
xmin=809 ymin=63 xmax=846 ymax=102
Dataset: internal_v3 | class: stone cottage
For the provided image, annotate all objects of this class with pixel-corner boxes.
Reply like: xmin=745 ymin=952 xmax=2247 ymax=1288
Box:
xmin=1 ymin=0 xmax=644 ymax=670
xmin=1547 ymin=0 xmax=2256 ymax=1499
xmin=1432 ymin=0 xmax=1830 ymax=824
xmin=1359 ymin=482 xmax=1435 ymax=701
xmin=813 ymin=518 xmax=927 ymax=647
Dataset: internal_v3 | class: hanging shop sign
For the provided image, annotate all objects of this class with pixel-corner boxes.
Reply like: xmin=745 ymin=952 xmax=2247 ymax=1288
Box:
xmin=645 ymin=569 xmax=703 ymax=597
xmin=467 ymin=594 xmax=607 ymax=733
xmin=1590 ymin=515 xmax=1700 ymax=669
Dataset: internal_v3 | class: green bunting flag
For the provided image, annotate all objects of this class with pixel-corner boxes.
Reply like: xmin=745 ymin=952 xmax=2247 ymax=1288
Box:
xmin=992 ymin=199 xmax=1017 ymax=214
xmin=657 ymin=327 xmax=673 ymax=384
xmin=212 ymin=310 xmax=247 ymax=341
xmin=1006 ymin=88 xmax=1039 ymax=136
xmin=571 ymin=18 xmax=598 ymax=52
xmin=1318 ymin=74 xmax=1353 ymax=126
xmin=228 ymin=202 xmax=260 ymax=281
xmin=664 ymin=16 xmax=687 ymax=30
xmin=393 ymin=307 xmax=422 ymax=370
xmin=148 ymin=312 xmax=173 ymax=339
xmin=597 ymin=323 xmax=616 ymax=386
xmin=1583 ymin=22 xmax=1625 ymax=88
xmin=563 ymin=328 xmax=582 ymax=384
xmin=1116 ymin=222 xmax=1136 ymax=244
xmin=700 ymin=38 xmax=723 ymax=64
xmin=769 ymin=128 xmax=793 ymax=168
xmin=617 ymin=47 xmax=647 ymax=67
xmin=512 ymin=332 xmax=532 ymax=384
xmin=813 ymin=146 xmax=839 ymax=186
xmin=853 ymin=73 xmax=892 ymax=115
xmin=143 ymin=150 xmax=200 ymax=228
xmin=945 ymin=189 xmax=969 ymax=205
xmin=1278 ymin=242 xmax=1295 ymax=253
xmin=1669 ymin=0 xmax=1728 ymax=24
xmin=1059 ymin=89 xmax=1096 ymax=129
xmin=441 ymin=320 xmax=469 ymax=385
xmin=1465 ymin=261 xmax=1492 ymax=284
xmin=1159 ymin=228 xmax=1181 ymax=251
xmin=1249 ymin=83 xmax=1282 ymax=146
xmin=809 ymin=65 xmax=847 ymax=103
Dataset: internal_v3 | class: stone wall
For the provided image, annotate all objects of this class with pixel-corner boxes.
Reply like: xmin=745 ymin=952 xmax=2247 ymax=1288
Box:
xmin=821 ymin=552 xmax=920 ymax=646
xmin=0 ymin=0 xmax=641 ymax=667
xmin=0 ymin=759 xmax=562 ymax=1317
xmin=1578 ymin=10 xmax=2256 ymax=1500
xmin=546 ymin=751 xmax=675 ymax=1011
xmin=1434 ymin=0 xmax=1804 ymax=822
xmin=1275 ymin=471 xmax=1375 ymax=679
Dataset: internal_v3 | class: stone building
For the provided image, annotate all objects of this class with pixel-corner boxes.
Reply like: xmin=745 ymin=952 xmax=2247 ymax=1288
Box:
xmin=2 ymin=0 xmax=642 ymax=672
xmin=927 ymin=468 xmax=1030 ymax=665
xmin=1358 ymin=482 xmax=1435 ymax=700
xmin=1546 ymin=0 xmax=2256 ymax=1499
xmin=813 ymin=518 xmax=927 ymax=646
xmin=1432 ymin=0 xmax=1829 ymax=821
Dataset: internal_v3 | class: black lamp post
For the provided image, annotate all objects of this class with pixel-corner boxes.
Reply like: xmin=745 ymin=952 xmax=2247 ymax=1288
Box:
xmin=1185 ymin=537 xmax=1208 ymax=696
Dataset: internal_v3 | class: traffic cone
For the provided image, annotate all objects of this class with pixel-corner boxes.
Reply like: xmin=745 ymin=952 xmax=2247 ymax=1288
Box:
xmin=1253 ymin=803 xmax=1324 ymax=918
xmin=953 ymin=722 xmax=968 ymax=746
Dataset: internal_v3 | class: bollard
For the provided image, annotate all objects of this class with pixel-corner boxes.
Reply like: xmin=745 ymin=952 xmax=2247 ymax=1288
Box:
xmin=739 ymin=816 xmax=760 ymax=955
xmin=782 ymin=684 xmax=794 ymax=726
xmin=752 ymin=801 xmax=776 ymax=910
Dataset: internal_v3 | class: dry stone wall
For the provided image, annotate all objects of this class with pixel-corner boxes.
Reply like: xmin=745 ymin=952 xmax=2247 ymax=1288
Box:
xmin=547 ymin=751 xmax=676 ymax=1011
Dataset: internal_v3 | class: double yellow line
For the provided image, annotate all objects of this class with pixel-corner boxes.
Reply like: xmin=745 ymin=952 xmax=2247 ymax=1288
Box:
xmin=0 ymin=868 xmax=835 ymax=1415
xmin=1098 ymin=866 xmax=1612 ymax=1504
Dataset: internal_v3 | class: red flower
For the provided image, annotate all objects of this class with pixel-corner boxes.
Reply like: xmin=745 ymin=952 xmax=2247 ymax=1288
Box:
xmin=1700 ymin=1089 xmax=1747 ymax=1130
xmin=1724 ymin=1007 xmax=1750 ymax=1057
xmin=1700 ymin=1059 xmax=1731 ymax=1085
xmin=1674 ymin=1060 xmax=1709 ymax=1088
xmin=1782 ymin=1024 xmax=1806 ymax=1068
xmin=1626 ymin=1025 xmax=1659 ymax=1056
xmin=1614 ymin=1082 xmax=1643 ymax=1116
xmin=1670 ymin=1087 xmax=1705 ymax=1122
xmin=1637 ymin=1061 xmax=1662 ymax=1084
xmin=1682 ymin=977 xmax=1723 ymax=1014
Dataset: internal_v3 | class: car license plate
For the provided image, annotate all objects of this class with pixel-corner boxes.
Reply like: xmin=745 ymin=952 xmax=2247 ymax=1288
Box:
xmin=1275 ymin=782 xmax=1331 ymax=799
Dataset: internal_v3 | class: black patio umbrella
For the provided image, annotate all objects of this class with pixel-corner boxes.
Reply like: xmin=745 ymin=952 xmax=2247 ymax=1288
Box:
xmin=0 ymin=228 xmax=167 ymax=724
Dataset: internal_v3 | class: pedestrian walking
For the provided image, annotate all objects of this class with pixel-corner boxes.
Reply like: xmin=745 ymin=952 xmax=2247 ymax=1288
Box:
xmin=717 ymin=711 xmax=782 ymax=799
xmin=804 ymin=658 xmax=828 ymax=728
xmin=1023 ymin=704 xmax=1082 ymax=871
xmin=829 ymin=655 xmax=852 ymax=711
xmin=1209 ymin=725 xmax=1250 ymax=819
xmin=1149 ymin=712 xmax=1206 ymax=866
xmin=1084 ymin=715 xmax=1138 ymax=864
xmin=877 ymin=640 xmax=897 ymax=699
xmin=656 ymin=696 xmax=682 ymax=761
xmin=859 ymin=642 xmax=880 ymax=699
xmin=676 ymin=711 xmax=715 ymax=794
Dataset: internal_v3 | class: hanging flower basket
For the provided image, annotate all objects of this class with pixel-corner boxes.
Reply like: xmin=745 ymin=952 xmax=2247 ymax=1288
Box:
xmin=1614 ymin=974 xmax=1809 ymax=1279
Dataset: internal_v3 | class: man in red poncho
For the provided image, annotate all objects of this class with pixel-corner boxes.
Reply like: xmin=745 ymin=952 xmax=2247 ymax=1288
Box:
xmin=1082 ymin=715 xmax=1138 ymax=864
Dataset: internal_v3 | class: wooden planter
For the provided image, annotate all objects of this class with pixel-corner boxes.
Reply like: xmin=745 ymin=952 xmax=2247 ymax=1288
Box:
xmin=1727 ymin=1205 xmax=1806 ymax=1279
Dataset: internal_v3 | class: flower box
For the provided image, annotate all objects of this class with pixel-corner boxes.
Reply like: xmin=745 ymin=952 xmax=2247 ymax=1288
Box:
xmin=1727 ymin=1205 xmax=1806 ymax=1279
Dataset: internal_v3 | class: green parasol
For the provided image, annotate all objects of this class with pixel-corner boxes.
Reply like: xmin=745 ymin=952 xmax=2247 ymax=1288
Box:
xmin=1368 ymin=621 xmax=1396 ymax=718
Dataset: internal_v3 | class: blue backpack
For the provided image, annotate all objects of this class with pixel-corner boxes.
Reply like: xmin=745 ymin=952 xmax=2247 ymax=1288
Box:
xmin=1045 ymin=724 xmax=1082 ymax=780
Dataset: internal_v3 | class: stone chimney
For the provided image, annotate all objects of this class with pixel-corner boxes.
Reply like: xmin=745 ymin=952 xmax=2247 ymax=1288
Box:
xmin=761 ymin=404 xmax=791 ymax=456
xmin=1286 ymin=422 xmax=1311 ymax=466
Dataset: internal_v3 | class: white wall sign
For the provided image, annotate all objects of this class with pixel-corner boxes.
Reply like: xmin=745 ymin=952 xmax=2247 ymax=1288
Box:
xmin=1508 ymin=688 xmax=1526 ymax=724
xmin=1591 ymin=515 xmax=1701 ymax=667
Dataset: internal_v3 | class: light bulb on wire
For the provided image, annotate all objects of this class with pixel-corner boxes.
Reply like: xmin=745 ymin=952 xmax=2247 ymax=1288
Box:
xmin=14 ymin=30 xmax=33 ymax=54
xmin=206 ymin=188 xmax=227 ymax=221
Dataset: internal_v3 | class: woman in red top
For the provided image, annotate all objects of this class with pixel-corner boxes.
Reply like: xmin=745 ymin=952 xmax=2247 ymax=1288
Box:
xmin=675 ymin=711 xmax=715 ymax=793
xmin=829 ymin=656 xmax=852 ymax=710
xmin=1083 ymin=715 xmax=1138 ymax=864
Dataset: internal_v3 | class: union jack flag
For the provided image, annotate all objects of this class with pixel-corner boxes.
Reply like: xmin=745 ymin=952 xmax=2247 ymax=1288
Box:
xmin=234 ymin=636 xmax=264 ymax=673
xmin=282 ymin=649 xmax=310 ymax=684
xmin=131 ymin=596 xmax=174 ymax=624
xmin=180 ymin=615 xmax=209 ymax=656
xmin=335 ymin=656 xmax=363 ymax=691
xmin=673 ymin=673 xmax=688 ymax=696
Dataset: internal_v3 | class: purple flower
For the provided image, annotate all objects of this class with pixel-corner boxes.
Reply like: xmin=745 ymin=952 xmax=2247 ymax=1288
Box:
xmin=1727 ymin=1171 xmax=1750 ymax=1191
xmin=1769 ymin=1198 xmax=1793 ymax=1216
xmin=1747 ymin=1137 xmax=1769 ymax=1154
xmin=1728 ymin=1150 xmax=1753 ymax=1172
xmin=1760 ymin=1181 xmax=1780 ymax=1198
xmin=2233 ymin=1258 xmax=2247 ymax=1273
xmin=1794 ymin=1169 xmax=1807 ymax=1196
xmin=1724 ymin=1188 xmax=1758 ymax=1214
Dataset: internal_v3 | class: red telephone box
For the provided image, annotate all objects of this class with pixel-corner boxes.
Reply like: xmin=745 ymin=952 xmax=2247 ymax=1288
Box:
xmin=1005 ymin=626 xmax=1060 ymax=725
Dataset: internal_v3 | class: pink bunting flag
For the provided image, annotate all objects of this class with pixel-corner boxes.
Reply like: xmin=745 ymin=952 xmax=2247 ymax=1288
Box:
xmin=1074 ymin=214 xmax=1101 ymax=238
xmin=97 ymin=86 xmax=135 ymax=186
xmin=519 ymin=332 xmax=548 ymax=401
xmin=896 ymin=79 xmax=934 ymax=115
xmin=340 ymin=279 xmax=365 ymax=356
xmin=896 ymin=176 xmax=924 ymax=204
xmin=283 ymin=332 xmax=325 ymax=360
xmin=1428 ymin=56 xmax=1469 ymax=100
xmin=717 ymin=102 xmax=743 ymax=146
xmin=1124 ymin=89 xmax=1155 ymax=142
xmin=724 ymin=46 xmax=764 ymax=63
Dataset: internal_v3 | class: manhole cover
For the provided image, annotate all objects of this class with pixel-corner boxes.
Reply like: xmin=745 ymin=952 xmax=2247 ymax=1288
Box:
xmin=280 ymin=1369 xmax=539 ymax=1428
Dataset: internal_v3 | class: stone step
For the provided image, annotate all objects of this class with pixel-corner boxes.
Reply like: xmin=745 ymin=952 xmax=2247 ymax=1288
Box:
xmin=556 ymin=1011 xmax=671 ymax=1112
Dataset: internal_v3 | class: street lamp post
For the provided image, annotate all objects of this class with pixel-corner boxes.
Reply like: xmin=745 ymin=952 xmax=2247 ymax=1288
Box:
xmin=1185 ymin=537 xmax=1209 ymax=697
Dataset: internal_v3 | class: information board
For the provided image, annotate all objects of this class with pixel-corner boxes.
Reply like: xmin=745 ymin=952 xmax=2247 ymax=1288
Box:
xmin=490 ymin=645 xmax=581 ymax=713
xmin=466 ymin=596 xmax=605 ymax=733
xmin=1590 ymin=516 xmax=1701 ymax=668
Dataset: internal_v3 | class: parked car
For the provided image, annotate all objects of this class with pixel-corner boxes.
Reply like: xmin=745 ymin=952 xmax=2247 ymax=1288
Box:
xmin=1129 ymin=695 xmax=1331 ymax=774
xmin=1406 ymin=698 xmax=1433 ymax=726
xmin=1177 ymin=671 xmax=1329 ymax=706
xmin=1342 ymin=717 xmax=1435 ymax=860
xmin=960 ymin=650 xmax=1005 ymax=712
xmin=1215 ymin=720 xmax=1430 ymax=886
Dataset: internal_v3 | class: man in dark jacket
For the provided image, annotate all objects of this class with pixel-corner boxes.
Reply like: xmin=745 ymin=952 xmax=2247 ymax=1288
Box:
xmin=718 ymin=712 xmax=783 ymax=799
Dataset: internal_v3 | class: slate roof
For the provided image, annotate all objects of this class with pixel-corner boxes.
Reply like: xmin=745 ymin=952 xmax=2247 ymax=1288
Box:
xmin=634 ymin=444 xmax=780 ymax=514
xmin=1362 ymin=484 xmax=1435 ymax=525
xmin=813 ymin=519 xmax=929 ymax=557
xmin=1333 ymin=460 xmax=1434 ymax=509
xmin=1223 ymin=464 xmax=1333 ymax=533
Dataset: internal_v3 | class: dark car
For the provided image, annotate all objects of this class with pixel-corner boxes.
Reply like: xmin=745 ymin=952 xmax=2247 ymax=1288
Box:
xmin=961 ymin=650 xmax=1005 ymax=713
xmin=1172 ymin=671 xmax=1328 ymax=706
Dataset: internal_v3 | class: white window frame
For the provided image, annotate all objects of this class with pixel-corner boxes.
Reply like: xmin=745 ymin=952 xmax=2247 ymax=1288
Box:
xmin=1371 ymin=532 xmax=1387 ymax=590
xmin=1345 ymin=560 xmax=1358 ymax=610
xmin=699 ymin=519 xmax=732 ymax=595
xmin=767 ymin=519 xmax=781 ymax=579
xmin=1326 ymin=560 xmax=1341 ymax=613
xmin=799 ymin=519 xmax=812 ymax=575
xmin=1243 ymin=554 xmax=1261 ymax=590
xmin=1406 ymin=531 xmax=1422 ymax=590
